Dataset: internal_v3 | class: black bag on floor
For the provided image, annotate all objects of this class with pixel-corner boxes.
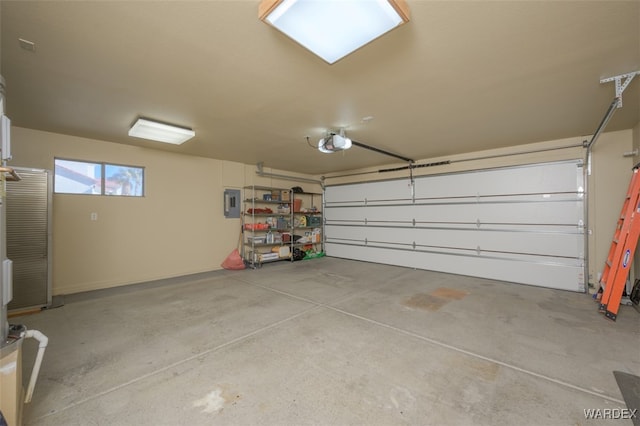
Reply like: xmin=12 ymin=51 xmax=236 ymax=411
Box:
xmin=292 ymin=248 xmax=305 ymax=261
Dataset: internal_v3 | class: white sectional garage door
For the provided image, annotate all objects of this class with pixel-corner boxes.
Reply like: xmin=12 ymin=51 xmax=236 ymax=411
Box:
xmin=324 ymin=160 xmax=586 ymax=292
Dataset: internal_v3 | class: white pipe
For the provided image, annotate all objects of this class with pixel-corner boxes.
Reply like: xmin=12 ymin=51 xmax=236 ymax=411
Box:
xmin=23 ymin=329 xmax=48 ymax=403
xmin=256 ymin=162 xmax=322 ymax=185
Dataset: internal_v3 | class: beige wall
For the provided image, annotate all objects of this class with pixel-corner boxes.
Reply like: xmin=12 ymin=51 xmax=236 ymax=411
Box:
xmin=634 ymin=122 xmax=640 ymax=159
xmin=0 ymin=1 xmax=3 ymax=115
xmin=9 ymin=125 xmax=635 ymax=295
xmin=589 ymin=129 xmax=635 ymax=289
xmin=10 ymin=127 xmax=319 ymax=295
xmin=634 ymin=122 xmax=640 ymax=282
xmin=0 ymin=1 xmax=2 ymax=73
xmin=323 ymin=129 xmax=635 ymax=292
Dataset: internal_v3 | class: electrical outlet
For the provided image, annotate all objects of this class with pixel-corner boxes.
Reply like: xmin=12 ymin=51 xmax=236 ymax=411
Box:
xmin=90 ymin=212 xmax=98 ymax=221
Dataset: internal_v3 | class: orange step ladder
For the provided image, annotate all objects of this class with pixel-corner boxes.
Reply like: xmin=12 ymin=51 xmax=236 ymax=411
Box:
xmin=598 ymin=163 xmax=640 ymax=321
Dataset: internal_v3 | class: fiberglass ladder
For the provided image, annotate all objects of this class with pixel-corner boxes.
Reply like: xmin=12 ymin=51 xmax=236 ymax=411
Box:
xmin=598 ymin=163 xmax=640 ymax=321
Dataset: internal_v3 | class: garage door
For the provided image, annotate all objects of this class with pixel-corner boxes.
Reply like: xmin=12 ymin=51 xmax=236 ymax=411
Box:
xmin=324 ymin=160 xmax=586 ymax=292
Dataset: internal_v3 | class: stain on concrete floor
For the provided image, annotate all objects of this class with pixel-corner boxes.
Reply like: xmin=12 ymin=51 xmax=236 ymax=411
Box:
xmin=404 ymin=288 xmax=469 ymax=311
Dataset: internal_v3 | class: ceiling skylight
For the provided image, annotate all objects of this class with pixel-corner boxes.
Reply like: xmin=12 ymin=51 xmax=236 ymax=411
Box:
xmin=259 ymin=0 xmax=410 ymax=64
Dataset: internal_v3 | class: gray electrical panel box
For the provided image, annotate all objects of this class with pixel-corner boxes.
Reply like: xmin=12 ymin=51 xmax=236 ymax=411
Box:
xmin=224 ymin=189 xmax=241 ymax=218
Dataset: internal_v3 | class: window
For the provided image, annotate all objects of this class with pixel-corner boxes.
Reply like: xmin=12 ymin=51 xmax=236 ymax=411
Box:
xmin=104 ymin=164 xmax=144 ymax=196
xmin=54 ymin=159 xmax=144 ymax=197
xmin=54 ymin=159 xmax=102 ymax=195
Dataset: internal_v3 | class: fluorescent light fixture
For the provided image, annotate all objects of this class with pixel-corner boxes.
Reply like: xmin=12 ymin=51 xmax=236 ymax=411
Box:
xmin=259 ymin=0 xmax=410 ymax=64
xmin=318 ymin=132 xmax=352 ymax=154
xmin=128 ymin=118 xmax=195 ymax=145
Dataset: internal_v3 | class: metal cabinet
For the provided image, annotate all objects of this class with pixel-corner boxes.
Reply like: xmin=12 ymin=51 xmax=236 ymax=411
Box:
xmin=7 ymin=168 xmax=52 ymax=311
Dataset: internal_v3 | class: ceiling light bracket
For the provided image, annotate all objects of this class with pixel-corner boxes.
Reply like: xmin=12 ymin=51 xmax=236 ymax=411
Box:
xmin=600 ymin=71 xmax=639 ymax=108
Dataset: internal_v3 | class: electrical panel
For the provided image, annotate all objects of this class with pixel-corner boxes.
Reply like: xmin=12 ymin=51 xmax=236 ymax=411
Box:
xmin=224 ymin=189 xmax=240 ymax=218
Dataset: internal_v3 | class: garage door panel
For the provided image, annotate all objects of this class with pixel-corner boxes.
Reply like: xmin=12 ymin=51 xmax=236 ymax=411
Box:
xmin=413 ymin=162 xmax=583 ymax=198
xmin=325 ymin=160 xmax=585 ymax=292
xmin=324 ymin=179 xmax=408 ymax=203
xmin=326 ymin=201 xmax=583 ymax=225
xmin=326 ymin=241 xmax=583 ymax=268
xmin=327 ymin=164 xmax=582 ymax=202
xmin=326 ymin=226 xmax=582 ymax=258
xmin=325 ymin=243 xmax=583 ymax=292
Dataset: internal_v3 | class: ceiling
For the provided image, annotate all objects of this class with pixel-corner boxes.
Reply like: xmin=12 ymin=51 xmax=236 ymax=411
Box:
xmin=1 ymin=1 xmax=639 ymax=175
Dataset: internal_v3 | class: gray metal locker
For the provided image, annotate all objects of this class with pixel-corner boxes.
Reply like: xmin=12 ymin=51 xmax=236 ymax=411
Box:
xmin=6 ymin=168 xmax=52 ymax=311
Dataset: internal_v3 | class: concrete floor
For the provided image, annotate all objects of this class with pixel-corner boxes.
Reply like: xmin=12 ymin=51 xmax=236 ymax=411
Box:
xmin=11 ymin=257 xmax=640 ymax=425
